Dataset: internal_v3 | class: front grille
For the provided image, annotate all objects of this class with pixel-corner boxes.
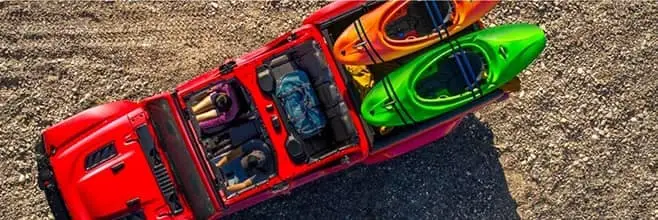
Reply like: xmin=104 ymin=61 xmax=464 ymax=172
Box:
xmin=136 ymin=126 xmax=183 ymax=214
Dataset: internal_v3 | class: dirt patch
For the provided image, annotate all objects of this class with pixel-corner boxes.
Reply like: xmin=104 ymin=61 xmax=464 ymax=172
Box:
xmin=0 ymin=1 xmax=655 ymax=219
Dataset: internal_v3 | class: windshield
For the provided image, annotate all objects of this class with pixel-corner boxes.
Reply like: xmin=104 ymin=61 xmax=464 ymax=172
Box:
xmin=145 ymin=98 xmax=215 ymax=219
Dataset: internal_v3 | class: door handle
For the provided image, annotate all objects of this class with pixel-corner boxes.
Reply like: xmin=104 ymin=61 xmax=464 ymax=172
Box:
xmin=271 ymin=182 xmax=289 ymax=194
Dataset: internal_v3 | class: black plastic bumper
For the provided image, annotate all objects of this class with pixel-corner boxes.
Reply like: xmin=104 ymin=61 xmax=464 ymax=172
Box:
xmin=35 ymin=137 xmax=71 ymax=220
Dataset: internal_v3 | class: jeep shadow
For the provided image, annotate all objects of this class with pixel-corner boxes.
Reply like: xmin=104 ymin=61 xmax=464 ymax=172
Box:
xmin=229 ymin=115 xmax=520 ymax=219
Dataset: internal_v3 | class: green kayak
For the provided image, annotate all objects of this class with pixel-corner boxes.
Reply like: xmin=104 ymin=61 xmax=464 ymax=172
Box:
xmin=360 ymin=23 xmax=546 ymax=127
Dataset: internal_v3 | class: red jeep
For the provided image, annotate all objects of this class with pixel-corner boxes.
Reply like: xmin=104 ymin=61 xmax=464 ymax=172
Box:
xmin=36 ymin=1 xmax=510 ymax=219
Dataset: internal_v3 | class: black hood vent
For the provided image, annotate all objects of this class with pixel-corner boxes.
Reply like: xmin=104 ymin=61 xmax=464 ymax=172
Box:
xmin=136 ymin=125 xmax=183 ymax=214
xmin=84 ymin=142 xmax=117 ymax=170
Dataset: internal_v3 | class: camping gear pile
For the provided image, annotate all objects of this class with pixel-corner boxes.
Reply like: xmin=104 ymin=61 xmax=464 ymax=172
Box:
xmin=334 ymin=0 xmax=546 ymax=128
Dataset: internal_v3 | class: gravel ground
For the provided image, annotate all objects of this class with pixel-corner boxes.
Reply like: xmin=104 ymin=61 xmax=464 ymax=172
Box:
xmin=0 ymin=1 xmax=656 ymax=219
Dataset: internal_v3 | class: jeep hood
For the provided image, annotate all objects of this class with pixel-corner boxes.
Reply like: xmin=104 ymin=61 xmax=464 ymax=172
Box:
xmin=42 ymin=101 xmax=138 ymax=153
xmin=42 ymin=102 xmax=176 ymax=219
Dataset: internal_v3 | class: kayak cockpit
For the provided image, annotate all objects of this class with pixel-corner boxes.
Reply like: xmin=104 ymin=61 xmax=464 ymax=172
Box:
xmin=415 ymin=50 xmax=487 ymax=100
xmin=384 ymin=0 xmax=453 ymax=41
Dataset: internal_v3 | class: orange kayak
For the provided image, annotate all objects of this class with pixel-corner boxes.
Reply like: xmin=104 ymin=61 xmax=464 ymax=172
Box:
xmin=333 ymin=0 xmax=499 ymax=65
